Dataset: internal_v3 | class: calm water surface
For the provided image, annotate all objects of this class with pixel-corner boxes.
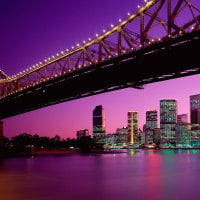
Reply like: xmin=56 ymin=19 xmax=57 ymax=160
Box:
xmin=1 ymin=149 xmax=200 ymax=200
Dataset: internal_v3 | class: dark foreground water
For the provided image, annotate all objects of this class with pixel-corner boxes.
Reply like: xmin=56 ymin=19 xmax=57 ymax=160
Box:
xmin=1 ymin=149 xmax=200 ymax=200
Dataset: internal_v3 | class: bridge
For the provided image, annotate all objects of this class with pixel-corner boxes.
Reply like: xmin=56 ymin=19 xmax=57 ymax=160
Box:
xmin=0 ymin=0 xmax=200 ymax=119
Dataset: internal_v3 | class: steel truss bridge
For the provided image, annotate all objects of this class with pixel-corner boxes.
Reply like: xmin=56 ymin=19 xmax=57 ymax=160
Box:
xmin=0 ymin=0 xmax=200 ymax=119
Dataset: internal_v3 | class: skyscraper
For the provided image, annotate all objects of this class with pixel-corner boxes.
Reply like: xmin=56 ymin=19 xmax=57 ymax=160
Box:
xmin=145 ymin=110 xmax=158 ymax=144
xmin=190 ymin=94 xmax=200 ymax=124
xmin=176 ymin=114 xmax=190 ymax=145
xmin=128 ymin=111 xmax=138 ymax=145
xmin=93 ymin=105 xmax=106 ymax=143
xmin=160 ymin=99 xmax=177 ymax=143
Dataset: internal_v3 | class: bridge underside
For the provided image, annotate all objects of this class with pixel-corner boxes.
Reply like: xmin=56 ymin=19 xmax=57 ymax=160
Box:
xmin=0 ymin=30 xmax=200 ymax=119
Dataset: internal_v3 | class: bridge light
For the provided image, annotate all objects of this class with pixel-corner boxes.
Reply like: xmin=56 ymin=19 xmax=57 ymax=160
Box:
xmin=76 ymin=44 xmax=80 ymax=47
xmin=158 ymin=38 xmax=161 ymax=41
xmin=48 ymin=57 xmax=51 ymax=60
xmin=83 ymin=41 xmax=86 ymax=44
xmin=66 ymin=49 xmax=69 ymax=52
xmin=103 ymin=29 xmax=106 ymax=33
xmin=56 ymin=53 xmax=60 ymax=56
xmin=39 ymin=62 xmax=42 ymax=65
xmin=127 ymin=12 xmax=130 ymax=16
xmin=144 ymin=0 xmax=147 ymax=2
xmin=52 ymin=55 xmax=55 ymax=59
xmin=119 ymin=19 xmax=122 ymax=22
xmin=61 ymin=51 xmax=64 ymax=54
xmin=139 ymin=44 xmax=143 ymax=48
xmin=110 ymin=24 xmax=114 ymax=28
xmin=71 ymin=46 xmax=74 ymax=49
xmin=44 ymin=59 xmax=47 ymax=62
xmin=95 ymin=33 xmax=99 ymax=37
xmin=137 ymin=5 xmax=140 ymax=9
xmin=191 ymin=26 xmax=195 ymax=30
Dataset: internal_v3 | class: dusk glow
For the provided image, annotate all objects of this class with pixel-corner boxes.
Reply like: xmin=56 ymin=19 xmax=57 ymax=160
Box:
xmin=0 ymin=0 xmax=200 ymax=139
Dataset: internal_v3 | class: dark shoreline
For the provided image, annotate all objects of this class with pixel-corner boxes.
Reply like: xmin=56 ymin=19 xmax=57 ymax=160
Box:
xmin=1 ymin=148 xmax=200 ymax=158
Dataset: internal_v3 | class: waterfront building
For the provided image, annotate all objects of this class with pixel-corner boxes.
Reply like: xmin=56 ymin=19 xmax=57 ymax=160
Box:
xmin=145 ymin=110 xmax=158 ymax=144
xmin=93 ymin=105 xmax=106 ymax=144
xmin=105 ymin=134 xmax=118 ymax=147
xmin=76 ymin=129 xmax=89 ymax=139
xmin=138 ymin=128 xmax=145 ymax=145
xmin=128 ymin=111 xmax=138 ymax=145
xmin=190 ymin=94 xmax=200 ymax=124
xmin=153 ymin=128 xmax=161 ymax=144
xmin=116 ymin=127 xmax=128 ymax=145
xmin=176 ymin=115 xmax=190 ymax=146
xmin=160 ymin=99 xmax=177 ymax=143
xmin=190 ymin=124 xmax=200 ymax=147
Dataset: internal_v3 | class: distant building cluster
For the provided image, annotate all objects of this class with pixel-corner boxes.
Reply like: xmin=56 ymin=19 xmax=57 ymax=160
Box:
xmin=76 ymin=94 xmax=200 ymax=148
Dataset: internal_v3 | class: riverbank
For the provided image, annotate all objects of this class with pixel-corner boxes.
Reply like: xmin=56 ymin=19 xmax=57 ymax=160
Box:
xmin=1 ymin=147 xmax=199 ymax=158
xmin=0 ymin=149 xmax=81 ymax=158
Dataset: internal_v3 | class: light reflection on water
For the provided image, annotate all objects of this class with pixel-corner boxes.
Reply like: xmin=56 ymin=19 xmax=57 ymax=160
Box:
xmin=0 ymin=149 xmax=200 ymax=200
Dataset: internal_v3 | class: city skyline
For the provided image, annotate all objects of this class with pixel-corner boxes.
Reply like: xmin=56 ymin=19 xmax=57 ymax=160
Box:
xmin=0 ymin=0 xmax=200 ymax=139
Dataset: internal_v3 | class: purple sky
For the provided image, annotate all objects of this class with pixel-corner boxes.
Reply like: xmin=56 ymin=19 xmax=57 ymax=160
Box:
xmin=0 ymin=0 xmax=200 ymax=139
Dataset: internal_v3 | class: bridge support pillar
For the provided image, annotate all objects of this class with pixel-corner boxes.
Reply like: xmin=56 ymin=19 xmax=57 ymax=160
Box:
xmin=0 ymin=121 xmax=3 ymax=148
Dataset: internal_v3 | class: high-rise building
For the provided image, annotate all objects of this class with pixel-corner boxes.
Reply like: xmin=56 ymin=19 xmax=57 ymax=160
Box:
xmin=145 ymin=110 xmax=158 ymax=144
xmin=0 ymin=121 xmax=3 ymax=147
xmin=160 ymin=99 xmax=177 ymax=143
xmin=93 ymin=105 xmax=106 ymax=143
xmin=153 ymin=128 xmax=161 ymax=144
xmin=190 ymin=94 xmax=200 ymax=124
xmin=176 ymin=114 xmax=190 ymax=145
xmin=76 ymin=129 xmax=89 ymax=139
xmin=116 ymin=127 xmax=128 ymax=145
xmin=128 ymin=111 xmax=138 ymax=145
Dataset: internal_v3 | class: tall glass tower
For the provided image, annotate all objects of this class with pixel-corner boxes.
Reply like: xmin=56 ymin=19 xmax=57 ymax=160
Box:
xmin=145 ymin=110 xmax=158 ymax=144
xmin=93 ymin=105 xmax=106 ymax=143
xmin=128 ymin=111 xmax=138 ymax=145
xmin=160 ymin=99 xmax=177 ymax=143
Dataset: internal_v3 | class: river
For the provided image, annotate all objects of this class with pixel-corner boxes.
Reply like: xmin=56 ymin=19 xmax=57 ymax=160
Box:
xmin=0 ymin=149 xmax=200 ymax=200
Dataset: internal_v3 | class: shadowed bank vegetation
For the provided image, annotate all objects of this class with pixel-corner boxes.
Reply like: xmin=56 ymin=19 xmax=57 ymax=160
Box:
xmin=0 ymin=133 xmax=103 ymax=156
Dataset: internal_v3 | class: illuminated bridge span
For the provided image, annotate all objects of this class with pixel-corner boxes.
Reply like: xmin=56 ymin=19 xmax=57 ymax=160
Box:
xmin=0 ymin=0 xmax=200 ymax=119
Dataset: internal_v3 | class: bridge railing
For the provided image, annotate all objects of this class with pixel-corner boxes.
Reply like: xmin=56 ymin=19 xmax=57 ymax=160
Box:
xmin=0 ymin=0 xmax=200 ymax=99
